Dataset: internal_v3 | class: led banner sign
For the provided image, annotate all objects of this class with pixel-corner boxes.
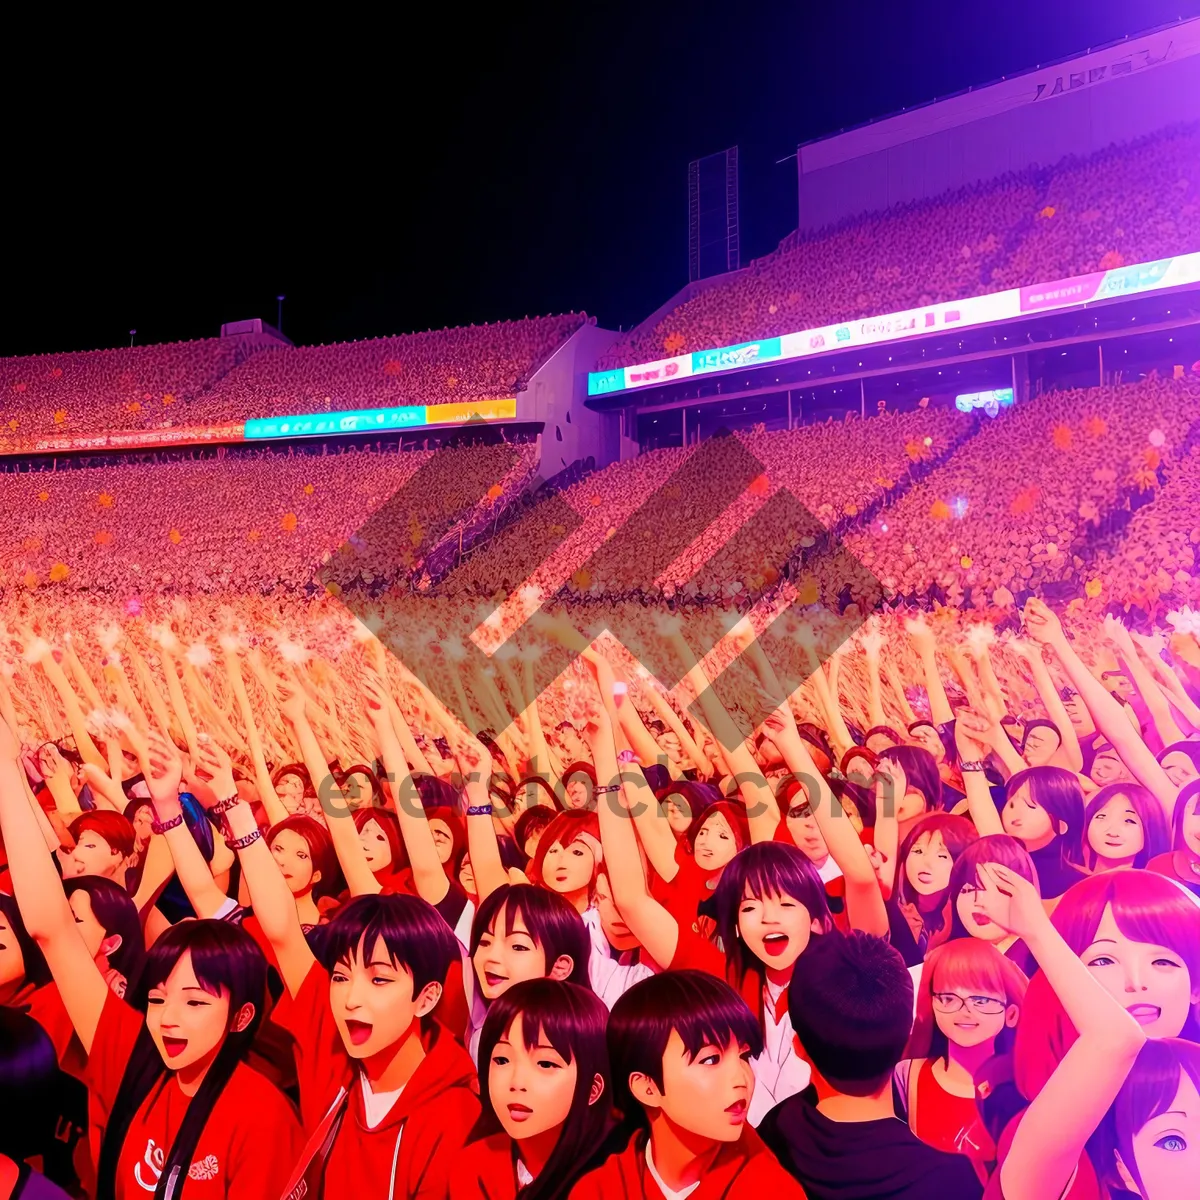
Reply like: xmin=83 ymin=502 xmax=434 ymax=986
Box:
xmin=588 ymin=251 xmax=1200 ymax=398
xmin=243 ymin=398 xmax=518 ymax=440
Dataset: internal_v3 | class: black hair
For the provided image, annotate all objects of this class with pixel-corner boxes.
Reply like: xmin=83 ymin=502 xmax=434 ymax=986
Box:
xmin=470 ymin=885 xmax=591 ymax=993
xmin=606 ymin=970 xmax=762 ymax=1133
xmin=788 ymin=931 xmax=912 ymax=1095
xmin=412 ymin=772 xmax=464 ymax=813
xmin=0 ymin=1005 xmax=87 ymax=1177
xmin=0 ymin=890 xmax=51 ymax=988
xmin=472 ymin=980 xmax=612 ymax=1200
xmin=879 ymin=744 xmax=944 ymax=814
xmin=63 ymin=875 xmax=145 ymax=986
xmin=96 ymin=921 xmax=267 ymax=1200
xmin=513 ymin=805 xmax=556 ymax=854
xmin=325 ymin=893 xmax=459 ymax=999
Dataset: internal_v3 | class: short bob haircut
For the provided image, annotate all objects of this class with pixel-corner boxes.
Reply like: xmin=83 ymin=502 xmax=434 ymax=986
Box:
xmin=472 ymin=979 xmax=612 ymax=1200
xmin=350 ymin=806 xmax=408 ymax=875
xmin=469 ymin=884 xmax=591 ymax=992
xmin=789 ymin=930 xmax=913 ymax=1095
xmin=656 ymin=780 xmax=722 ymax=828
xmin=715 ymin=842 xmax=833 ymax=987
xmin=266 ymin=814 xmax=343 ymax=902
xmin=325 ymin=893 xmax=460 ymax=1000
xmin=906 ymin=938 xmax=1028 ymax=1064
xmin=1005 ymin=765 xmax=1087 ymax=867
xmin=68 ymin=810 xmax=136 ymax=861
xmin=530 ymin=810 xmax=601 ymax=891
xmin=1082 ymin=782 xmax=1170 ymax=870
xmin=606 ymin=971 xmax=762 ymax=1132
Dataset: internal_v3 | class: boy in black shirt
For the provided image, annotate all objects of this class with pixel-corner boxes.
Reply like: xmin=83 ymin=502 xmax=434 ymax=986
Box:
xmin=758 ymin=931 xmax=983 ymax=1200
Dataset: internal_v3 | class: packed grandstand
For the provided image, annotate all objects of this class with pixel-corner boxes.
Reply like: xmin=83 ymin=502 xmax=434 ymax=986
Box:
xmin=5 ymin=55 xmax=1200 ymax=1200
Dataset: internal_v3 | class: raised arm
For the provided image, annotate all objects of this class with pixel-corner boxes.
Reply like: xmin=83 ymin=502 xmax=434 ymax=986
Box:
xmin=139 ymin=731 xmax=230 ymax=920
xmin=906 ymin=618 xmax=955 ymax=726
xmin=983 ymin=864 xmax=1144 ymax=1200
xmin=1010 ymin=639 xmax=1084 ymax=772
xmin=954 ymin=711 xmax=1005 ymax=836
xmin=362 ymin=674 xmax=448 ymax=905
xmin=277 ymin=677 xmax=379 ymax=897
xmin=196 ymin=738 xmax=316 ymax=997
xmin=862 ymin=626 xmax=888 ymax=730
xmin=763 ymin=702 xmax=888 ymax=936
xmin=585 ymin=701 xmax=681 ymax=971
xmin=28 ymin=642 xmax=106 ymax=771
xmin=1104 ymin=618 xmax=1186 ymax=751
xmin=0 ymin=719 xmax=107 ymax=1055
xmin=1025 ymin=599 xmax=1178 ymax=820
xmin=221 ymin=648 xmax=289 ymax=827
xmin=882 ymin=659 xmax=917 ymax=725
xmin=665 ymin=627 xmax=777 ymax=842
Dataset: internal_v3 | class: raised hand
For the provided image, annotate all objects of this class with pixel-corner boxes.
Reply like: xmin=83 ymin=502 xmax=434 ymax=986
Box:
xmin=143 ymin=729 xmax=184 ymax=807
xmin=1022 ymin=597 xmax=1064 ymax=646
xmin=972 ymin=862 xmax=1048 ymax=942
xmin=192 ymin=735 xmax=237 ymax=805
xmin=275 ymin=677 xmax=308 ymax=724
xmin=38 ymin=742 xmax=68 ymax=781
xmin=954 ymin=707 xmax=992 ymax=761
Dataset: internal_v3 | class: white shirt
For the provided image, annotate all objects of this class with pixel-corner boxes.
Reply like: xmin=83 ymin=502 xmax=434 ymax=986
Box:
xmin=359 ymin=1075 xmax=405 ymax=1130
xmin=815 ymin=856 xmax=844 ymax=885
xmin=582 ymin=906 xmax=655 ymax=1008
xmin=748 ymin=979 xmax=812 ymax=1127
xmin=645 ymin=1140 xmax=701 ymax=1200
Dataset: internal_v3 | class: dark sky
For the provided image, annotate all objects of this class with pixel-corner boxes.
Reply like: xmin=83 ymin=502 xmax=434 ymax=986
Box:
xmin=3 ymin=0 xmax=1197 ymax=358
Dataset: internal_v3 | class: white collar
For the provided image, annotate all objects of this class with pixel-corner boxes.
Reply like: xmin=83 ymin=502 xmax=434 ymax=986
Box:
xmin=516 ymin=1159 xmax=534 ymax=1188
xmin=645 ymin=1140 xmax=701 ymax=1200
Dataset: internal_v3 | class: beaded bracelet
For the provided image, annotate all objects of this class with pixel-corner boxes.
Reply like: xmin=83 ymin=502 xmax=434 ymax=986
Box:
xmin=225 ymin=828 xmax=262 ymax=851
xmin=960 ymin=760 xmax=988 ymax=773
xmin=209 ymin=794 xmax=241 ymax=817
xmin=466 ymin=804 xmax=493 ymax=816
xmin=594 ymin=784 xmax=622 ymax=796
xmin=151 ymin=813 xmax=184 ymax=835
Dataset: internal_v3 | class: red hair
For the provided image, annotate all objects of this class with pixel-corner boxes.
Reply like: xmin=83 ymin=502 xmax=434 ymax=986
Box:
xmin=266 ymin=814 xmax=342 ymax=901
xmin=69 ymin=810 xmax=135 ymax=860
xmin=907 ymin=938 xmax=1028 ymax=1063
xmin=351 ymin=807 xmax=408 ymax=877
xmin=684 ymin=800 xmax=750 ymax=858
xmin=425 ymin=806 xmax=466 ymax=881
xmin=530 ymin=810 xmax=602 ymax=888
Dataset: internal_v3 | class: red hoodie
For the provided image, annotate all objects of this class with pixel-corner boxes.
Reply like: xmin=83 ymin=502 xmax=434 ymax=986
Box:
xmin=449 ymin=1132 xmax=524 ymax=1200
xmin=570 ymin=1127 xmax=806 ymax=1200
xmin=274 ymin=961 xmax=480 ymax=1200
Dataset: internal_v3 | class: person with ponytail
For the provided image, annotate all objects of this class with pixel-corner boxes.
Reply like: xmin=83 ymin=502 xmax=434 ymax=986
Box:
xmin=1 ymin=715 xmax=303 ymax=1199
xmin=1147 ymin=777 xmax=1200 ymax=898
xmin=61 ymin=876 xmax=144 ymax=998
xmin=451 ymin=980 xmax=611 ymax=1200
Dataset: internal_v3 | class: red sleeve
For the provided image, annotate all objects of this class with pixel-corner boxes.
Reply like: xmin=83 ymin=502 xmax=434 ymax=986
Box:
xmin=668 ymin=922 xmax=725 ymax=978
xmin=83 ymin=988 xmax=145 ymax=1116
xmin=223 ymin=1068 xmax=306 ymax=1200
xmin=271 ymin=961 xmax=351 ymax=1129
xmin=25 ymin=983 xmax=87 ymax=1080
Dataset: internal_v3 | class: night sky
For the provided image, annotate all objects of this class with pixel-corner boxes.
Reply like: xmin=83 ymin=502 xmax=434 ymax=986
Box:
xmin=3 ymin=0 xmax=1197 ymax=358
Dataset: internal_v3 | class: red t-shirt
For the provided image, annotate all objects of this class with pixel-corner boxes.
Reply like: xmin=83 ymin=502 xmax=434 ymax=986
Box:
xmin=273 ymin=961 xmax=480 ymax=1200
xmin=84 ymin=989 xmax=304 ymax=1200
xmin=650 ymin=844 xmax=720 ymax=938
xmin=909 ymin=1059 xmax=994 ymax=1172
xmin=570 ymin=1127 xmax=806 ymax=1199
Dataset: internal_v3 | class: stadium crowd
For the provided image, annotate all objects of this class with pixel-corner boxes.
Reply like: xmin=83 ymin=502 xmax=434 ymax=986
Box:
xmin=5 ymin=107 xmax=1200 ymax=1200
xmin=598 ymin=125 xmax=1200 ymax=370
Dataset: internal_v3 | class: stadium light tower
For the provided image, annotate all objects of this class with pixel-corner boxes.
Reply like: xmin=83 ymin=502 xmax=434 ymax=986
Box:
xmin=129 ymin=329 xmax=136 ymax=347
xmin=277 ymin=295 xmax=286 ymax=332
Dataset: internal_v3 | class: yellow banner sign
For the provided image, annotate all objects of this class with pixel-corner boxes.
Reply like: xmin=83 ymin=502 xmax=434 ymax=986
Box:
xmin=424 ymin=398 xmax=517 ymax=425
